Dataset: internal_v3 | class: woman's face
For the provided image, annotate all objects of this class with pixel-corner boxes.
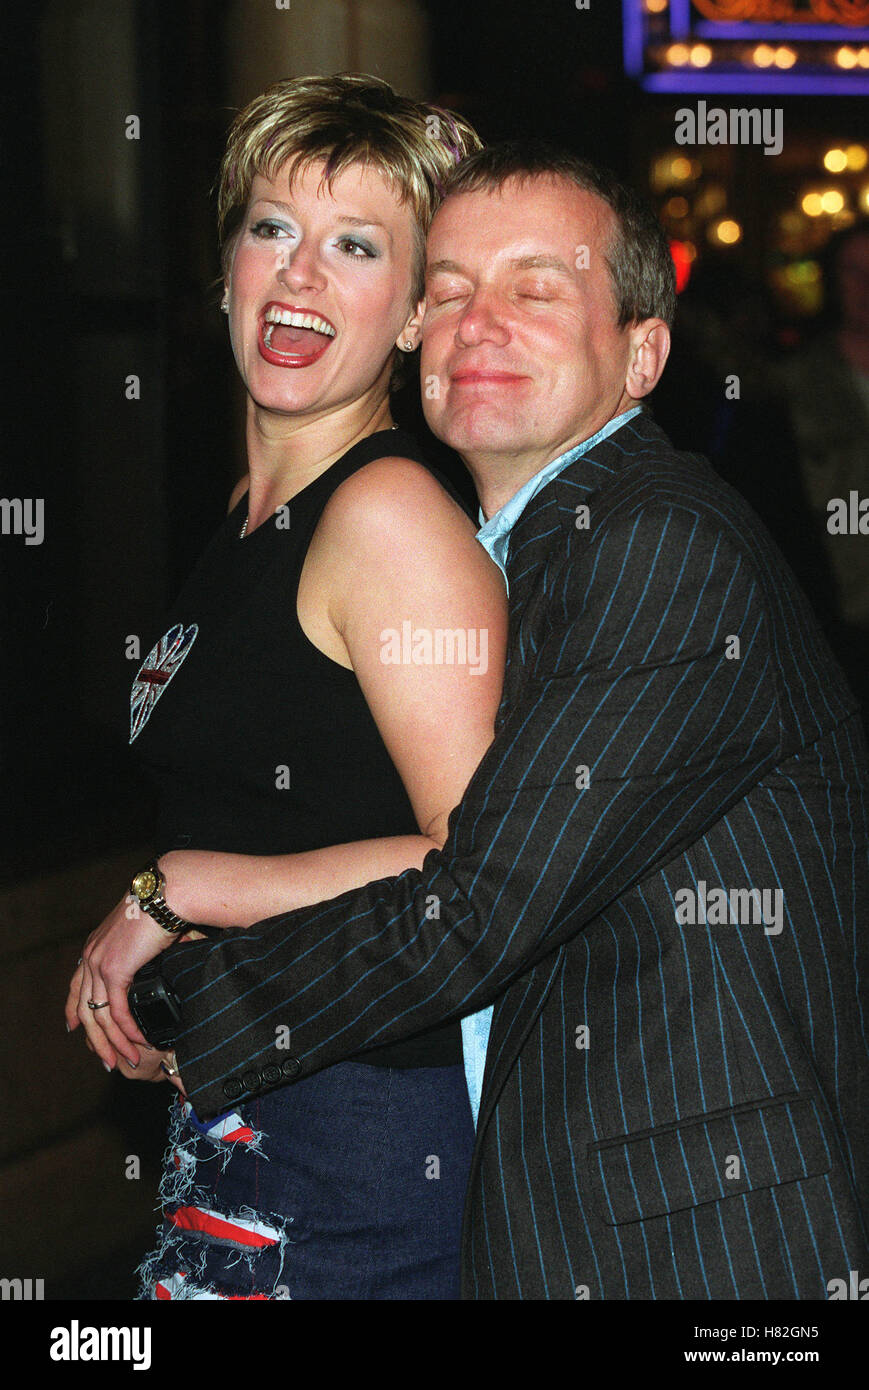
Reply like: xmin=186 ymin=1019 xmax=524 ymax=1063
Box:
xmin=225 ymin=159 xmax=421 ymax=419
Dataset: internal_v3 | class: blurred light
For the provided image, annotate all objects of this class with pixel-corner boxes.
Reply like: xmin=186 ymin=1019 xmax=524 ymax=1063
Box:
xmin=845 ymin=145 xmax=868 ymax=171
xmin=801 ymin=192 xmax=824 ymax=217
xmin=769 ymin=263 xmax=823 ymax=318
xmin=784 ymin=261 xmax=821 ymax=285
xmin=777 ymin=212 xmax=812 ymax=257
xmin=824 ymin=148 xmax=848 ymax=173
xmin=644 ymin=0 xmax=668 ymax=11
xmin=667 ymin=44 xmax=690 ymax=66
xmin=774 ymin=47 xmax=796 ymax=70
xmin=859 ymin=48 xmax=869 ymax=69
xmin=670 ymin=156 xmax=696 ymax=181
xmin=861 ymin=185 xmax=869 ymax=212
xmin=691 ymin=45 xmax=712 ymax=68
xmin=695 ymin=183 xmax=726 ymax=218
xmin=713 ymin=219 xmax=742 ymax=246
xmin=669 ymin=239 xmax=694 ymax=295
xmin=753 ymin=45 xmax=775 ymax=68
xmin=665 ymin=196 xmax=690 ymax=219
xmin=821 ymin=189 xmax=845 ymax=214
xmin=781 ymin=262 xmax=823 ymax=313
xmin=836 ymin=48 xmax=857 ymax=70
xmin=651 ymin=154 xmax=701 ymax=193
xmin=650 ymin=155 xmax=670 ymax=192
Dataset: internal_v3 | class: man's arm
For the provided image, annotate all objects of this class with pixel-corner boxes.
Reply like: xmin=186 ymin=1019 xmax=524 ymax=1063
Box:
xmin=160 ymin=501 xmax=784 ymax=1116
xmin=68 ymin=457 xmax=506 ymax=1069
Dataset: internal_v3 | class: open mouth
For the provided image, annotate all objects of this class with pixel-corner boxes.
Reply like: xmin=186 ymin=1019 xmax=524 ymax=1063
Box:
xmin=259 ymin=304 xmax=337 ymax=367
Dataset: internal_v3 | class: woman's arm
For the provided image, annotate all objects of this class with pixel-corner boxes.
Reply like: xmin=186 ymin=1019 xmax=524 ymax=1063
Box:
xmin=164 ymin=455 xmax=507 ymax=920
xmin=67 ymin=457 xmax=507 ymax=1066
xmin=156 ymin=837 xmax=439 ymax=926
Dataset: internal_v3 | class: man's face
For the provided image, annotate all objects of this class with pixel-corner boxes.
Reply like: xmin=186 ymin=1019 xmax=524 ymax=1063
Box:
xmin=421 ymin=176 xmax=637 ymax=469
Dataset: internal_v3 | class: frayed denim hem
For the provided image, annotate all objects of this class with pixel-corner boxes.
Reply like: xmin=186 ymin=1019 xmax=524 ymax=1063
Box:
xmin=136 ymin=1096 xmax=293 ymax=1301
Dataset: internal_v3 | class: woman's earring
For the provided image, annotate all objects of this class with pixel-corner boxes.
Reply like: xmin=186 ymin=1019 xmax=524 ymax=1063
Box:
xmin=402 ymin=339 xmax=414 ymax=351
xmin=220 ymin=294 xmax=229 ymax=314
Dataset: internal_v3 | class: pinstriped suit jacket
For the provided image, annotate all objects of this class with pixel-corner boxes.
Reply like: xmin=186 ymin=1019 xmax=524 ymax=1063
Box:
xmin=160 ymin=410 xmax=869 ymax=1299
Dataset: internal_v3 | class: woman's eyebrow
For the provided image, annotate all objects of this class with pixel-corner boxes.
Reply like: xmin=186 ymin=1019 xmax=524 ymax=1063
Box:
xmin=249 ymin=199 xmax=388 ymax=233
xmin=334 ymin=215 xmax=388 ymax=230
xmin=248 ymin=198 xmax=296 ymax=214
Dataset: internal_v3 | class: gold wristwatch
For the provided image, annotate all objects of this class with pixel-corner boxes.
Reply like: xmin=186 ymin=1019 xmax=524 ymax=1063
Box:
xmin=130 ymin=861 xmax=191 ymax=935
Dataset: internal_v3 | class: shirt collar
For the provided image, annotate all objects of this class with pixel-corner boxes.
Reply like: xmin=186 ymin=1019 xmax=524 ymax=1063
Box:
xmin=475 ymin=407 xmax=644 ymax=585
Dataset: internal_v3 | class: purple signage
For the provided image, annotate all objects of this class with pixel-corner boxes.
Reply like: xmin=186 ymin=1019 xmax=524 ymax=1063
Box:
xmin=623 ymin=0 xmax=869 ymax=92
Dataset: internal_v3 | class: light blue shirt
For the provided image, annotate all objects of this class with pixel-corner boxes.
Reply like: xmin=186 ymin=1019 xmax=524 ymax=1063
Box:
xmin=461 ymin=407 xmax=644 ymax=1127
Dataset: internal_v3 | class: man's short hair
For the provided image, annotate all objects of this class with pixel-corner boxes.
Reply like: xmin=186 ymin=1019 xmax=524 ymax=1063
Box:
xmin=441 ymin=140 xmax=677 ymax=329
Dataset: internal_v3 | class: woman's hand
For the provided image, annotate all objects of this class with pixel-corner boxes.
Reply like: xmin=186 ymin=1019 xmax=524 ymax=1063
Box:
xmin=80 ymin=1020 xmax=186 ymax=1092
xmin=65 ymin=893 xmax=175 ymax=1068
xmin=65 ymin=851 xmax=247 ymax=1072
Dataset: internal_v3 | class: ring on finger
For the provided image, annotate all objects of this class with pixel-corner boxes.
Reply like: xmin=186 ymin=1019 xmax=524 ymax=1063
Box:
xmin=87 ymin=999 xmax=110 ymax=1011
xmin=160 ymin=1052 xmax=179 ymax=1077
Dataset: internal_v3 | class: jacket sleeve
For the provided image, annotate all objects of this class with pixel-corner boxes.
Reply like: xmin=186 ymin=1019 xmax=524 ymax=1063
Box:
xmin=160 ymin=502 xmax=784 ymax=1116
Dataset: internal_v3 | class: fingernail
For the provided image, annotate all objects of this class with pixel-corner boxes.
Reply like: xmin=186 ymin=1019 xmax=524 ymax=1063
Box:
xmin=65 ymin=1023 xmax=70 ymax=1033
xmin=103 ymin=1063 xmax=113 ymax=1073
xmin=128 ymin=1060 xmax=139 ymax=1069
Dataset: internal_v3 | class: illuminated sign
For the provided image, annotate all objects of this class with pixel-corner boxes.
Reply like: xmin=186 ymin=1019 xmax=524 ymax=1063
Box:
xmin=691 ymin=2 xmax=869 ymax=20
xmin=623 ymin=0 xmax=869 ymax=91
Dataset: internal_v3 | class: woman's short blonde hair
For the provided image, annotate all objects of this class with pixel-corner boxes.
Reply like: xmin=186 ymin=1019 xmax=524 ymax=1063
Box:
xmin=217 ymin=73 xmax=482 ymax=298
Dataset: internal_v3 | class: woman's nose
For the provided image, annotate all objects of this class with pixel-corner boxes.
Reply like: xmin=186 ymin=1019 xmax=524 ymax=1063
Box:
xmin=275 ymin=241 xmax=327 ymax=294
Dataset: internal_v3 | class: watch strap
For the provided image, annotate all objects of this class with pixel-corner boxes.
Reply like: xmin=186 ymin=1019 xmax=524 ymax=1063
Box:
xmin=128 ymin=957 xmax=183 ymax=1050
xmin=131 ymin=861 xmax=191 ymax=936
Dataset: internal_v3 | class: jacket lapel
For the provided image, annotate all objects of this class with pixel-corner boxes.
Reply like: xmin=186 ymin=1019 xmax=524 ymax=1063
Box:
xmin=500 ymin=410 xmax=670 ymax=609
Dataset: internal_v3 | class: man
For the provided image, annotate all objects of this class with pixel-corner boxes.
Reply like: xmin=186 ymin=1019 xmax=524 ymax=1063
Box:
xmin=132 ymin=144 xmax=868 ymax=1299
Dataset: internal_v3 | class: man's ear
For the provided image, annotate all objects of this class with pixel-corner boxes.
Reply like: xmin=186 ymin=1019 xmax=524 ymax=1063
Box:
xmin=625 ymin=319 xmax=671 ymax=400
xmin=395 ymin=298 xmax=425 ymax=352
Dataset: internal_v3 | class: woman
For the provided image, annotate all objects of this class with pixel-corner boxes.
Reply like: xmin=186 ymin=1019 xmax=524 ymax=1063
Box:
xmin=64 ymin=75 xmax=506 ymax=1299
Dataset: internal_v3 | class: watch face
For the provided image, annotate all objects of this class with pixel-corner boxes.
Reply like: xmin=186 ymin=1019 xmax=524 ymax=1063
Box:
xmin=132 ymin=869 xmax=158 ymax=901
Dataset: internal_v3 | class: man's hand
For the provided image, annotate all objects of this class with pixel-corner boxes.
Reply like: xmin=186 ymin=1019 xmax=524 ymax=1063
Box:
xmin=115 ymin=1048 xmax=186 ymax=1094
xmin=65 ymin=895 xmax=175 ymax=1068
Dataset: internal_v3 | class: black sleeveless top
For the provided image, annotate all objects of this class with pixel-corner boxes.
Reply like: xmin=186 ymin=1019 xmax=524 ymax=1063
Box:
xmin=131 ymin=428 xmax=462 ymax=1068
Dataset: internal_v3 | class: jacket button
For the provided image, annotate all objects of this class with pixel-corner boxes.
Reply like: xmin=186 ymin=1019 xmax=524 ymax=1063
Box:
xmin=280 ymin=1057 xmax=301 ymax=1078
xmin=222 ymin=1078 xmax=243 ymax=1100
xmin=262 ymin=1064 xmax=281 ymax=1084
xmin=242 ymin=1070 xmax=261 ymax=1093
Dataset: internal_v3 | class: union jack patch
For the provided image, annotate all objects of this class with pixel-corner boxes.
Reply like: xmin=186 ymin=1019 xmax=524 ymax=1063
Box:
xmin=130 ymin=622 xmax=198 ymax=743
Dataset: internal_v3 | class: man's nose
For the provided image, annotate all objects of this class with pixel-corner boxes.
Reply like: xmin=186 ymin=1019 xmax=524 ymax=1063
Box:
xmin=275 ymin=240 xmax=327 ymax=294
xmin=455 ymin=289 xmax=510 ymax=347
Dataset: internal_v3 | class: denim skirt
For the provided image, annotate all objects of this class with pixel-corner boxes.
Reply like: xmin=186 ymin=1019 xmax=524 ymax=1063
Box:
xmin=137 ymin=1060 xmax=475 ymax=1300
